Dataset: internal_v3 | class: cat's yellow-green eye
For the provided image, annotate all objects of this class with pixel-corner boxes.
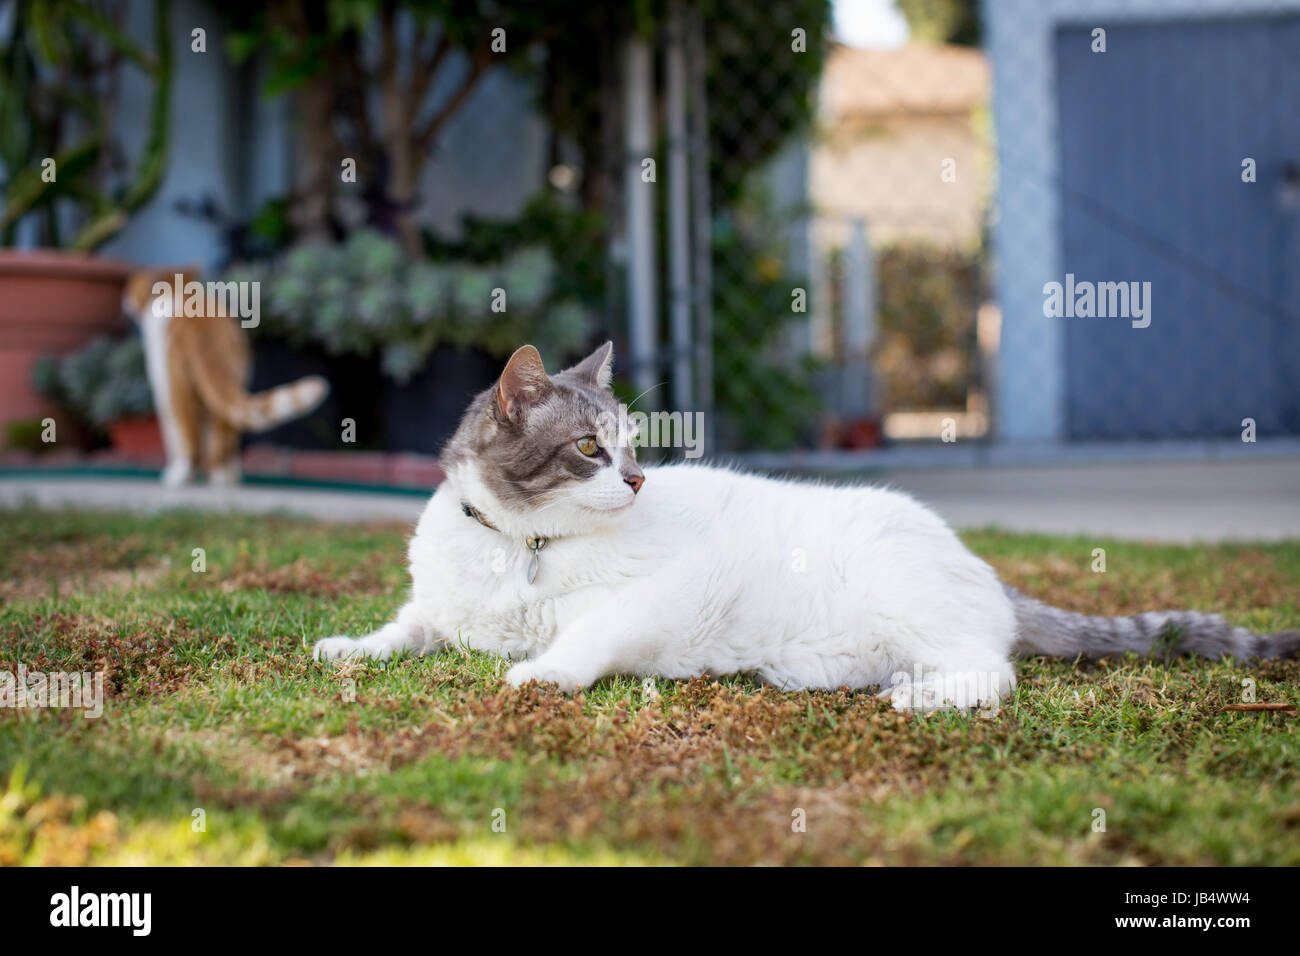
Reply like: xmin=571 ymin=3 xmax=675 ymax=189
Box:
xmin=576 ymin=436 xmax=599 ymax=456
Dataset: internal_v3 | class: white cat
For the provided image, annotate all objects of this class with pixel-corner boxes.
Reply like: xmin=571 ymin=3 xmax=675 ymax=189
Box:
xmin=313 ymin=344 xmax=1299 ymax=711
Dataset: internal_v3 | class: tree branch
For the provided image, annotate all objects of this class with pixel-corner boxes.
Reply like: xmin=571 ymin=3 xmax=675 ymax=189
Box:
xmin=414 ymin=34 xmax=492 ymax=153
xmin=407 ymin=30 xmax=449 ymax=122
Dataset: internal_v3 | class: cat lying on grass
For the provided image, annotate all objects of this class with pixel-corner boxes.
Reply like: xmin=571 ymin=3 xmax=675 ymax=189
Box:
xmin=314 ymin=343 xmax=1299 ymax=712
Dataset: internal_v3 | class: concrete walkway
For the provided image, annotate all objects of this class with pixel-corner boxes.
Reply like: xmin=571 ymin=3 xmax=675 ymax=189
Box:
xmin=0 ymin=476 xmax=429 ymax=525
xmin=880 ymin=458 xmax=1300 ymax=543
xmin=1 ymin=456 xmax=1297 ymax=542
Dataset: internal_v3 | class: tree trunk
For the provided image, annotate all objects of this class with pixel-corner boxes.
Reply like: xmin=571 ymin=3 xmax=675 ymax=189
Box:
xmin=378 ymin=6 xmax=421 ymax=255
xmin=291 ymin=75 xmax=336 ymax=242
xmin=383 ymin=85 xmax=421 ymax=256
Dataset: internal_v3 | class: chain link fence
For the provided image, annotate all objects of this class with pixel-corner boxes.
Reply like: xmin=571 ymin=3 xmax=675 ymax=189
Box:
xmin=495 ymin=0 xmax=995 ymax=457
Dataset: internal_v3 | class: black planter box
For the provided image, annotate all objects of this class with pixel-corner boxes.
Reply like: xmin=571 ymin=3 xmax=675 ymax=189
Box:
xmin=248 ymin=342 xmax=385 ymax=450
xmin=382 ymin=347 xmax=500 ymax=454
xmin=248 ymin=342 xmax=500 ymax=454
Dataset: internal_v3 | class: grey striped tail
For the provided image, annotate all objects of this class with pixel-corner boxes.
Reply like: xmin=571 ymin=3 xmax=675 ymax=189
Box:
xmin=1006 ymin=586 xmax=1300 ymax=662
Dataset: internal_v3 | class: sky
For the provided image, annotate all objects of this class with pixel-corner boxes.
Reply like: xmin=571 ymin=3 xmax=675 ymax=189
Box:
xmin=833 ymin=0 xmax=910 ymax=49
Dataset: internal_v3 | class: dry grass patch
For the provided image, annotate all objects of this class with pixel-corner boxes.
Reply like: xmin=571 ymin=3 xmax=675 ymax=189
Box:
xmin=1 ymin=611 xmax=199 ymax=700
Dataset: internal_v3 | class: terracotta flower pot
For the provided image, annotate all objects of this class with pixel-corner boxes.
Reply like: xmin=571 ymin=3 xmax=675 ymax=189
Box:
xmin=0 ymin=249 xmax=135 ymax=438
xmin=106 ymin=416 xmax=165 ymax=461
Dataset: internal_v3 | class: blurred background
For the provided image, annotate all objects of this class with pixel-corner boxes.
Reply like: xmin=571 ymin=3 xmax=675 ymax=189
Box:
xmin=1 ymin=0 xmax=1298 ymax=498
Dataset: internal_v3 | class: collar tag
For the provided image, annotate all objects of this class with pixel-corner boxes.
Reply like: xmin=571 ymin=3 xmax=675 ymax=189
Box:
xmin=525 ymin=536 xmax=548 ymax=585
xmin=462 ymin=499 xmax=549 ymax=584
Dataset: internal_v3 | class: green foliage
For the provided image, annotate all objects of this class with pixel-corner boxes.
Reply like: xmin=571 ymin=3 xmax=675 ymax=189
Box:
xmin=536 ymin=0 xmax=832 ymax=208
xmin=4 ymin=419 xmax=53 ymax=453
xmin=527 ymin=1 xmax=831 ymax=446
xmin=221 ymin=0 xmax=583 ymax=249
xmin=217 ymin=2 xmax=828 ymax=448
xmin=711 ymin=189 xmax=821 ymax=449
xmin=32 ymin=335 xmax=153 ymax=427
xmin=702 ymin=0 xmax=831 ymax=206
xmin=896 ymin=0 xmax=982 ymax=46
xmin=872 ymin=242 xmax=981 ymax=410
xmin=0 ymin=0 xmax=172 ymax=249
xmin=426 ymin=194 xmax=608 ymax=311
xmin=224 ymin=0 xmax=578 ymax=94
xmin=230 ymin=231 xmax=595 ymax=382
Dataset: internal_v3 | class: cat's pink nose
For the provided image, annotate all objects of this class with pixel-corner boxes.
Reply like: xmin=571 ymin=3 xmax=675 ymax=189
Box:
xmin=625 ymin=474 xmax=644 ymax=494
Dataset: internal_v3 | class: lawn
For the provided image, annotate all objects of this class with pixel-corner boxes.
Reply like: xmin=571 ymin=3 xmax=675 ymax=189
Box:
xmin=1 ymin=505 xmax=1297 ymax=866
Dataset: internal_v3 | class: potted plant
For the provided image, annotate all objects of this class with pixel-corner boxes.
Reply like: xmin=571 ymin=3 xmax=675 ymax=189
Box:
xmin=0 ymin=0 xmax=171 ymax=440
xmin=228 ymin=231 xmax=596 ymax=453
xmin=32 ymin=335 xmax=160 ymax=459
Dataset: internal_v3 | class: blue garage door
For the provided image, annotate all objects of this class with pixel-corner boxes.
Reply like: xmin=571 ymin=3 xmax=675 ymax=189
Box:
xmin=1056 ymin=17 xmax=1300 ymax=439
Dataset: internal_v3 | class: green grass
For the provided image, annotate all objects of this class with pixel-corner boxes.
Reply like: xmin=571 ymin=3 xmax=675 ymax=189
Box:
xmin=1 ymin=507 xmax=1298 ymax=865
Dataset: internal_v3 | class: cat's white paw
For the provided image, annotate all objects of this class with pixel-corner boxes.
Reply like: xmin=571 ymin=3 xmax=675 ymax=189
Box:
xmin=161 ymin=461 xmax=193 ymax=488
xmin=314 ymin=636 xmax=378 ymax=661
xmin=505 ymin=660 xmax=585 ymax=692
xmin=882 ymin=678 xmax=998 ymax=714
xmin=880 ymin=680 xmax=949 ymax=714
xmin=209 ymin=463 xmax=241 ymax=486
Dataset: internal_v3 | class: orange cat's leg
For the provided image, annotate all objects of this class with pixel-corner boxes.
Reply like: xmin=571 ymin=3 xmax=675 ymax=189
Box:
xmin=207 ymin=418 xmax=242 ymax=486
xmin=165 ymin=376 xmax=204 ymax=488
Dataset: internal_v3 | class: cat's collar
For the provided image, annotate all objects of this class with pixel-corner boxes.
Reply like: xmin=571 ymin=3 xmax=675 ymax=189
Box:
xmin=460 ymin=499 xmax=500 ymax=533
xmin=460 ymin=500 xmax=549 ymax=585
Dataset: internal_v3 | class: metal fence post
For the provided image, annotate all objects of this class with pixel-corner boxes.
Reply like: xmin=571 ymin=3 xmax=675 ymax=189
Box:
xmin=842 ymin=217 xmax=876 ymax=418
xmin=622 ymin=35 xmax=659 ymax=405
xmin=687 ymin=10 xmax=714 ymax=456
xmin=666 ymin=3 xmax=694 ymax=421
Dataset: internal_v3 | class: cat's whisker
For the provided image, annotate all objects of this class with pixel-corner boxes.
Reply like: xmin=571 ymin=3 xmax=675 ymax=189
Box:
xmin=625 ymin=381 xmax=668 ymax=413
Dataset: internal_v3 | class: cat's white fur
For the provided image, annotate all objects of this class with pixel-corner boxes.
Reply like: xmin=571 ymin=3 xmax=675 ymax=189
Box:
xmin=132 ymin=301 xmax=191 ymax=488
xmin=313 ymin=456 xmax=1018 ymax=712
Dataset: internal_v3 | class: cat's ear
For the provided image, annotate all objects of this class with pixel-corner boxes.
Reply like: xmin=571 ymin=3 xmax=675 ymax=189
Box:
xmin=496 ymin=345 xmax=551 ymax=423
xmin=563 ymin=341 xmax=614 ymax=390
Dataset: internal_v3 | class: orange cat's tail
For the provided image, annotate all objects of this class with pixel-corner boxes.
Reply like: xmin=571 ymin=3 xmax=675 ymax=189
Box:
xmin=192 ymin=364 xmax=330 ymax=432
xmin=233 ymin=376 xmax=330 ymax=432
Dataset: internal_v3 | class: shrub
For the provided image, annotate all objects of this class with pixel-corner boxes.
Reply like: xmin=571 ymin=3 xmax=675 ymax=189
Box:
xmin=872 ymin=243 xmax=982 ymax=410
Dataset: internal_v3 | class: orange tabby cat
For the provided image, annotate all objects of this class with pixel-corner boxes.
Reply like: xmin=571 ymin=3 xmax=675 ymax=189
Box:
xmin=122 ymin=268 xmax=328 ymax=486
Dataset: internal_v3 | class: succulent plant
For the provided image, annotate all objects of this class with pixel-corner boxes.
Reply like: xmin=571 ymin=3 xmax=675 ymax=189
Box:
xmin=229 ymin=231 xmax=594 ymax=384
xmin=33 ymin=336 xmax=154 ymax=428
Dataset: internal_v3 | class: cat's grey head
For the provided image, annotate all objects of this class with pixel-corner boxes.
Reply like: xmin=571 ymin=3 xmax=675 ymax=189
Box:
xmin=442 ymin=342 xmax=644 ymax=534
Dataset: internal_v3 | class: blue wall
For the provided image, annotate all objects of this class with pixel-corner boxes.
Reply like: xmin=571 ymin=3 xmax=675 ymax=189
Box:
xmin=1056 ymin=16 xmax=1300 ymax=438
xmin=985 ymin=0 xmax=1300 ymax=442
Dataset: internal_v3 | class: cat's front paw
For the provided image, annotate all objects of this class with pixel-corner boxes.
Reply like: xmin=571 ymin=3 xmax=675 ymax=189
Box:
xmin=880 ymin=679 xmax=985 ymax=714
xmin=314 ymin=636 xmax=369 ymax=661
xmin=505 ymin=660 xmax=586 ymax=693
